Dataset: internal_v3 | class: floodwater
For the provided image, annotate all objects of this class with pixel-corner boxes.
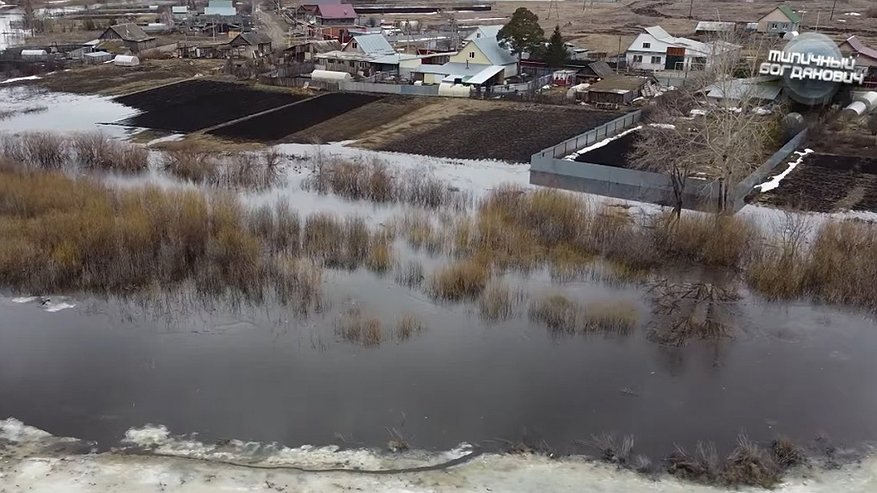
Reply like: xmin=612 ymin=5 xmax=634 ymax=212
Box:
xmin=0 ymin=86 xmax=139 ymax=136
xmin=2 ymin=261 xmax=877 ymax=460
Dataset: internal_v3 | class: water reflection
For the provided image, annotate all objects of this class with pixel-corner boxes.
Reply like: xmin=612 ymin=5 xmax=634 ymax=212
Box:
xmin=0 ymin=86 xmax=138 ymax=136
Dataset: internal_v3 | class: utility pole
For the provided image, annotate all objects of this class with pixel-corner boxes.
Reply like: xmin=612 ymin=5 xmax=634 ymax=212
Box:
xmin=616 ymin=35 xmax=621 ymax=74
xmin=830 ymin=0 xmax=838 ymax=21
xmin=688 ymin=0 xmax=694 ymax=19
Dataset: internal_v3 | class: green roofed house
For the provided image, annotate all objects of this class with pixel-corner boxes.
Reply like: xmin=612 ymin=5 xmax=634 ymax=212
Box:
xmin=756 ymin=5 xmax=801 ymax=36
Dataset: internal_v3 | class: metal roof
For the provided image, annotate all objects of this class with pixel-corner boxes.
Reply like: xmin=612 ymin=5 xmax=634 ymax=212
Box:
xmin=777 ymin=5 xmax=802 ymax=24
xmin=102 ymin=23 xmax=154 ymax=42
xmin=316 ymin=4 xmax=357 ymax=19
xmin=348 ymin=33 xmax=394 ymax=56
xmin=695 ymin=21 xmax=735 ymax=32
xmin=465 ymin=25 xmax=502 ymax=41
xmin=204 ymin=0 xmax=235 ymax=16
xmin=588 ymin=75 xmax=649 ymax=92
xmin=844 ymin=35 xmax=877 ymax=61
xmin=236 ymin=32 xmax=273 ymax=46
xmin=467 ymin=37 xmax=516 ymax=66
xmin=705 ymin=77 xmax=782 ymax=102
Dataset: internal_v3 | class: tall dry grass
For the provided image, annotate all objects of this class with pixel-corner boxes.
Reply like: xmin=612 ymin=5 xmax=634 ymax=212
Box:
xmin=303 ymin=157 xmax=471 ymax=210
xmin=429 ymin=258 xmax=490 ymax=300
xmin=477 ymin=281 xmax=521 ymax=321
xmin=0 ymin=168 xmax=323 ymax=309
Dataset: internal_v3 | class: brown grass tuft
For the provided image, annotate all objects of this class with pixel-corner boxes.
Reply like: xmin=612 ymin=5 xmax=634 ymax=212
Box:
xmin=338 ymin=307 xmax=383 ymax=346
xmin=477 ymin=281 xmax=521 ymax=321
xmin=429 ymin=259 xmax=490 ymax=300
xmin=528 ymin=294 xmax=583 ymax=333
xmin=395 ymin=314 xmax=425 ymax=341
xmin=581 ymin=300 xmax=639 ymax=334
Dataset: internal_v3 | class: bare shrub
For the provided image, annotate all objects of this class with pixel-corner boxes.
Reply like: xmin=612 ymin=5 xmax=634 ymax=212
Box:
xmin=72 ymin=132 xmax=148 ymax=173
xmin=429 ymin=259 xmax=490 ymax=300
xmin=337 ymin=307 xmax=383 ymax=346
xmin=394 ymin=260 xmax=424 ymax=288
xmin=21 ymin=133 xmax=66 ymax=170
xmin=223 ymin=152 xmax=277 ymax=190
xmin=397 ymin=211 xmax=443 ymax=254
xmin=248 ymin=200 xmax=300 ymax=255
xmin=162 ymin=147 xmax=216 ymax=183
xmin=803 ymin=220 xmax=877 ymax=309
xmin=342 ymin=216 xmax=370 ymax=269
xmin=395 ymin=314 xmax=424 ymax=341
xmin=746 ymin=212 xmax=809 ymax=300
xmin=477 ymin=281 xmax=521 ymax=321
xmin=0 ymin=134 xmax=27 ymax=162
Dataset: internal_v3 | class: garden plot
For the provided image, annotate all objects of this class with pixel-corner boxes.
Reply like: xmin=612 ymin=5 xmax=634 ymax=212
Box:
xmin=208 ymin=93 xmax=382 ymax=142
xmin=115 ymin=80 xmax=307 ymax=133
xmin=758 ymin=153 xmax=877 ymax=213
xmin=375 ymin=105 xmax=624 ymax=163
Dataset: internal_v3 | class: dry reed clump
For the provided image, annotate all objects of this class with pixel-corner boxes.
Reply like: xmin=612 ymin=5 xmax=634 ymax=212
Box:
xmin=0 ymin=168 xmax=322 ymax=306
xmin=803 ymin=220 xmax=877 ymax=309
xmin=581 ymin=300 xmax=639 ymax=334
xmin=394 ymin=260 xmax=424 ymax=288
xmin=72 ymin=132 xmax=149 ymax=173
xmin=429 ymin=258 xmax=490 ymax=301
xmin=302 ymin=212 xmax=345 ymax=265
xmin=395 ymin=314 xmax=425 ymax=341
xmin=721 ymin=435 xmax=782 ymax=488
xmin=396 ymin=211 xmax=443 ymax=254
xmin=477 ymin=281 xmax=522 ymax=321
xmin=161 ymin=147 xmax=216 ymax=183
xmin=528 ymin=294 xmax=584 ymax=333
xmin=651 ymin=212 xmax=757 ymax=268
xmin=303 ymin=157 xmax=470 ymax=210
xmin=271 ymin=257 xmax=323 ymax=315
xmin=365 ymin=231 xmax=394 ymax=274
xmin=337 ymin=307 xmax=383 ymax=346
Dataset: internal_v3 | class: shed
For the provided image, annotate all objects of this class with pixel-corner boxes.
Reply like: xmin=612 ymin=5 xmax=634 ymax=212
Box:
xmin=756 ymin=5 xmax=801 ymax=35
xmin=113 ymin=55 xmax=140 ymax=66
xmin=576 ymin=61 xmax=613 ymax=83
xmin=228 ymin=32 xmax=273 ymax=57
xmin=84 ymin=51 xmax=113 ymax=64
xmin=585 ymin=75 xmax=649 ymax=105
xmin=204 ymin=0 xmax=236 ymax=16
xmin=99 ymin=23 xmax=157 ymax=53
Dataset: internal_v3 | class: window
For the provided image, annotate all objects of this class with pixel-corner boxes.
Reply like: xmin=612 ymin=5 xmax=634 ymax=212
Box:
xmin=349 ymin=61 xmax=354 ymax=68
xmin=352 ymin=42 xmax=358 ymax=49
xmin=642 ymin=42 xmax=651 ymax=49
xmin=469 ymin=51 xmax=475 ymax=58
xmin=651 ymin=56 xmax=662 ymax=64
xmin=632 ymin=55 xmax=643 ymax=63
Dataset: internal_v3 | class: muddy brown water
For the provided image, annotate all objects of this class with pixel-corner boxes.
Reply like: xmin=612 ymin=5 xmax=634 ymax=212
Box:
xmin=2 ymin=264 xmax=877 ymax=460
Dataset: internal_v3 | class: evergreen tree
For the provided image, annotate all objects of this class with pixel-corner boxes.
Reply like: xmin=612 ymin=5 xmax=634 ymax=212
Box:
xmin=545 ymin=26 xmax=567 ymax=67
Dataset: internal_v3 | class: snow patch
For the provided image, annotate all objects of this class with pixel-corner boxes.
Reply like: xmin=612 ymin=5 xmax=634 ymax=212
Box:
xmin=563 ymin=125 xmax=643 ymax=160
xmin=755 ymin=149 xmax=814 ymax=193
xmin=1 ymin=75 xmax=42 ymax=84
xmin=0 ymin=418 xmax=52 ymax=442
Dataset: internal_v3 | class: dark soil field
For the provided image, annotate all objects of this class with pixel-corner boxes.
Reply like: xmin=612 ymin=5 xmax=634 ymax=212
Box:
xmin=758 ymin=154 xmax=877 ymax=213
xmin=285 ymin=96 xmax=433 ymax=144
xmin=208 ymin=93 xmax=382 ymax=142
xmin=573 ymin=131 xmax=638 ymax=167
xmin=378 ymin=105 xmax=624 ymax=163
xmin=115 ymin=80 xmax=307 ymax=133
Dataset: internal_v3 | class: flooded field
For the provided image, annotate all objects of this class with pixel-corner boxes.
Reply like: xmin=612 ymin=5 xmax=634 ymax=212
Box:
xmin=3 ymin=90 xmax=877 ymax=491
xmin=0 ymin=86 xmax=137 ymax=137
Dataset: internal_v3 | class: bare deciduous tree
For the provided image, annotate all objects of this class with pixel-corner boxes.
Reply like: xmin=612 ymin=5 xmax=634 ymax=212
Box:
xmin=629 ymin=33 xmax=784 ymax=215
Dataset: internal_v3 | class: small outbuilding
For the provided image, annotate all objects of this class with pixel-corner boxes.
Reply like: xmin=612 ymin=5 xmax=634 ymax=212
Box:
xmin=756 ymin=5 xmax=801 ymax=36
xmin=99 ymin=23 xmax=157 ymax=53
xmin=83 ymin=51 xmax=113 ymax=64
xmin=228 ymin=32 xmax=273 ymax=58
xmin=113 ymin=55 xmax=140 ymax=67
xmin=20 ymin=49 xmax=48 ymax=61
xmin=585 ymin=75 xmax=650 ymax=105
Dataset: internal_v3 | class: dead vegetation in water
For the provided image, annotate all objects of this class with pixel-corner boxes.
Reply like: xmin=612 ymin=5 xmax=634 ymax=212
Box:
xmin=429 ymin=258 xmax=490 ymax=301
xmin=302 ymin=157 xmax=471 ymax=210
xmin=161 ymin=146 xmax=284 ymax=190
xmin=477 ymin=281 xmax=523 ymax=321
xmin=337 ymin=307 xmax=383 ymax=346
xmin=0 ymin=168 xmax=338 ymax=310
xmin=2 ymin=132 xmax=149 ymax=173
xmin=394 ymin=260 xmax=424 ymax=288
xmin=529 ymin=295 xmax=639 ymax=335
xmin=395 ymin=314 xmax=425 ymax=341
